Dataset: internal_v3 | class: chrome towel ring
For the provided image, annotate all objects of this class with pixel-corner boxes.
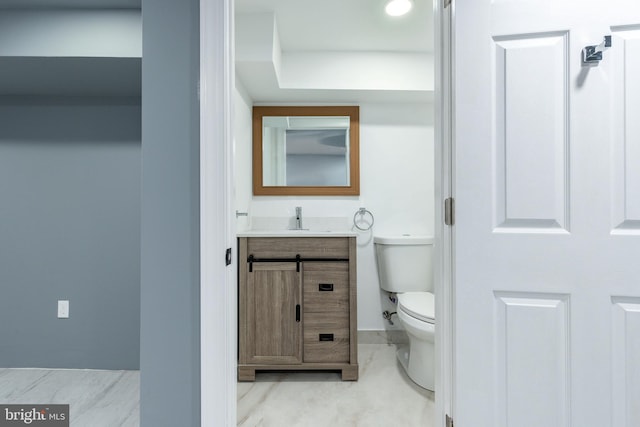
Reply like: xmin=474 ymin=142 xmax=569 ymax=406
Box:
xmin=353 ymin=208 xmax=374 ymax=231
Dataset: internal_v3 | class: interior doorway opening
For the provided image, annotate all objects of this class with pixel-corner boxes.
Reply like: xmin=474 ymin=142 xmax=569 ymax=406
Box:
xmin=223 ymin=0 xmax=450 ymax=425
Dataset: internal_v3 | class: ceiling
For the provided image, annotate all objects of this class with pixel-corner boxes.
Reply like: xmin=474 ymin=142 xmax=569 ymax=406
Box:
xmin=235 ymin=0 xmax=434 ymax=103
xmin=235 ymin=0 xmax=433 ymax=53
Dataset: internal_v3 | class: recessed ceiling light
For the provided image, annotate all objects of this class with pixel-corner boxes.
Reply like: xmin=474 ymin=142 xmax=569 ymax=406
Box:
xmin=385 ymin=0 xmax=413 ymax=17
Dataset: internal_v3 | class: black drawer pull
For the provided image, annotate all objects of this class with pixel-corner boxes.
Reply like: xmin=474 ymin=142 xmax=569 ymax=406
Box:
xmin=318 ymin=283 xmax=334 ymax=292
xmin=296 ymin=304 xmax=300 ymax=322
xmin=319 ymin=333 xmax=334 ymax=342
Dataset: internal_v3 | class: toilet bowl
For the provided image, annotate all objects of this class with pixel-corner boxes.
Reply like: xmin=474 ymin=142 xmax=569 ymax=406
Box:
xmin=374 ymin=235 xmax=435 ymax=391
xmin=396 ymin=292 xmax=435 ymax=390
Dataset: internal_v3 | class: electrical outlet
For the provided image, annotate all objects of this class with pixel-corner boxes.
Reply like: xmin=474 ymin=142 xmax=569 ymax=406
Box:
xmin=57 ymin=300 xmax=69 ymax=318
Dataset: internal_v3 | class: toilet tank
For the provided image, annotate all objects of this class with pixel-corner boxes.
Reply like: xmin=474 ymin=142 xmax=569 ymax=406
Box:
xmin=374 ymin=235 xmax=434 ymax=293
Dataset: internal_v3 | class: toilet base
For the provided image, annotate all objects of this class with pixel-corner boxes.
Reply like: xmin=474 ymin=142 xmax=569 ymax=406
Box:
xmin=396 ymin=345 xmax=411 ymax=377
xmin=396 ymin=343 xmax=434 ymax=391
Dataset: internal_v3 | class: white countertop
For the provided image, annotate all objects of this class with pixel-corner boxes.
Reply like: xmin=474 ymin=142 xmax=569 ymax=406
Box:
xmin=237 ymin=216 xmax=357 ymax=237
xmin=237 ymin=229 xmax=357 ymax=237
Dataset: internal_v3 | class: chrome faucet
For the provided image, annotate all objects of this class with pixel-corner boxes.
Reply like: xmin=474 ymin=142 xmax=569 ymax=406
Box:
xmin=294 ymin=206 xmax=303 ymax=230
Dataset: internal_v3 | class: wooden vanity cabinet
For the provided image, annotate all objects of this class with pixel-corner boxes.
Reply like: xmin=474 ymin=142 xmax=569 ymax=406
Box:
xmin=238 ymin=236 xmax=358 ymax=381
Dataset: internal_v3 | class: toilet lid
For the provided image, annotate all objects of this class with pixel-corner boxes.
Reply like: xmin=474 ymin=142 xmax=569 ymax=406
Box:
xmin=398 ymin=292 xmax=435 ymax=324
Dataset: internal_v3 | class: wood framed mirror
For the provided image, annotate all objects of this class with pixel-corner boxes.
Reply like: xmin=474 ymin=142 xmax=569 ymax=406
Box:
xmin=253 ymin=106 xmax=360 ymax=196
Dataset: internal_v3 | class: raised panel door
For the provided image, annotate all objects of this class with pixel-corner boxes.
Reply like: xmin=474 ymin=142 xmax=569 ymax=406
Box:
xmin=455 ymin=1 xmax=640 ymax=425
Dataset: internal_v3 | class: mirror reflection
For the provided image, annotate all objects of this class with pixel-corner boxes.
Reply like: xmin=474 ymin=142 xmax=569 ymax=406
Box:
xmin=262 ymin=116 xmax=350 ymax=186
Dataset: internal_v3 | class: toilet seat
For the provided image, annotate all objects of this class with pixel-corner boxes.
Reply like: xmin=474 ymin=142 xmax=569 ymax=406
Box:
xmin=398 ymin=292 xmax=435 ymax=324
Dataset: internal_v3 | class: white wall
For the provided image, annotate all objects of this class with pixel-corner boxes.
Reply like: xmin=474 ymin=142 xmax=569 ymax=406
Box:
xmin=234 ymin=82 xmax=434 ymax=330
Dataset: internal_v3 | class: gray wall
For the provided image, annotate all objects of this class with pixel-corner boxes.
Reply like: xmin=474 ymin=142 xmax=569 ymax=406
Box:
xmin=140 ymin=0 xmax=200 ymax=425
xmin=286 ymin=154 xmax=348 ymax=186
xmin=0 ymin=96 xmax=141 ymax=370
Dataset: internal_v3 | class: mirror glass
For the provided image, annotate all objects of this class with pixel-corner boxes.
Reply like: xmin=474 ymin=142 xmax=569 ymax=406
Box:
xmin=253 ymin=106 xmax=359 ymax=196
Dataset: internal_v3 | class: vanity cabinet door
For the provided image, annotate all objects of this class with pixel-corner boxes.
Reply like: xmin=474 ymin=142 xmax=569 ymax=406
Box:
xmin=244 ymin=262 xmax=302 ymax=364
xmin=303 ymin=262 xmax=350 ymax=363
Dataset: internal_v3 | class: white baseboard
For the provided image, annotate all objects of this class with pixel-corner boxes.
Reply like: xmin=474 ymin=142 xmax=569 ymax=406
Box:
xmin=357 ymin=330 xmax=409 ymax=345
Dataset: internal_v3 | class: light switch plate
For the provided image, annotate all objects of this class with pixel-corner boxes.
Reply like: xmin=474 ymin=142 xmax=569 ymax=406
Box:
xmin=57 ymin=300 xmax=69 ymax=318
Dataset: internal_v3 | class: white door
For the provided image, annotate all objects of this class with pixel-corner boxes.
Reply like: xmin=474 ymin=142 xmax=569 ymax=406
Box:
xmin=454 ymin=0 xmax=640 ymax=426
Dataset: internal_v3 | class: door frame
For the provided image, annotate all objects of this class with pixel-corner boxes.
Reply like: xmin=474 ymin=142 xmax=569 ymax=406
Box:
xmin=198 ymin=0 xmax=453 ymax=425
xmin=200 ymin=0 xmax=237 ymax=425
xmin=434 ymin=0 xmax=455 ymax=425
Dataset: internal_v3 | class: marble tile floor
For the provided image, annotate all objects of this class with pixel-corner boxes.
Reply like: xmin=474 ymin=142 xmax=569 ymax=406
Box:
xmin=238 ymin=343 xmax=435 ymax=427
xmin=0 ymin=344 xmax=432 ymax=427
xmin=0 ymin=368 xmax=139 ymax=427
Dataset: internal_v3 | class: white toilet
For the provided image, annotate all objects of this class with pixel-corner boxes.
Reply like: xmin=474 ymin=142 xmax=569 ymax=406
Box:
xmin=374 ymin=234 xmax=435 ymax=391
